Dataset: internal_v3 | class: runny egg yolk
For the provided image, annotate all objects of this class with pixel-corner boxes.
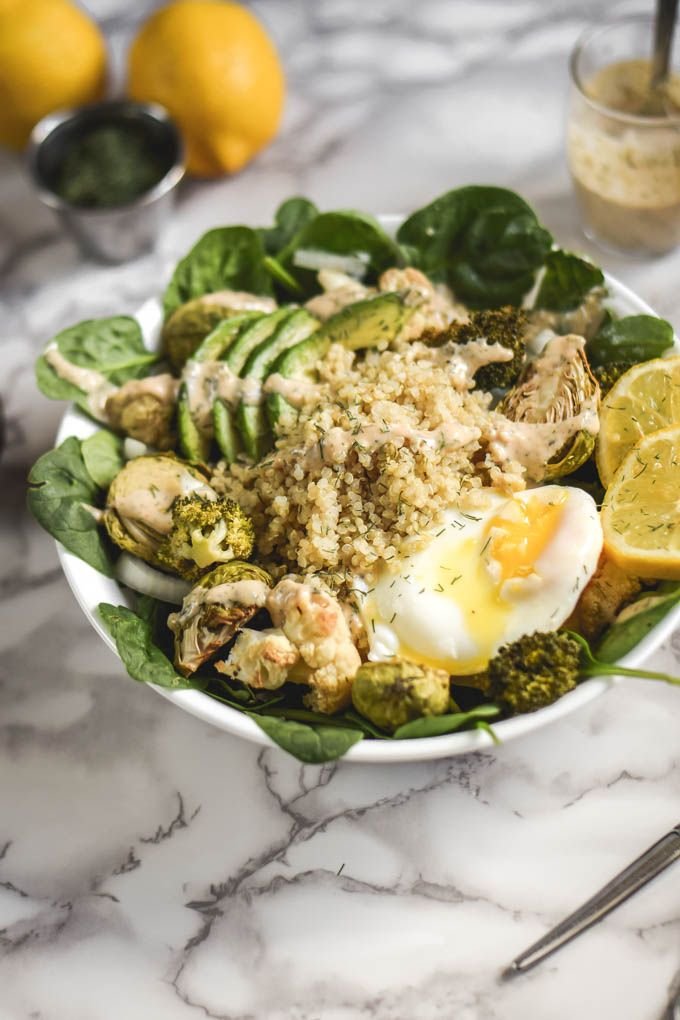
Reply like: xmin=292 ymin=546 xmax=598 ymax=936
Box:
xmin=486 ymin=492 xmax=567 ymax=582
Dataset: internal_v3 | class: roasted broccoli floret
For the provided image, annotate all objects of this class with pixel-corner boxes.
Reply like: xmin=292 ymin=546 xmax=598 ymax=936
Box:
xmin=486 ymin=628 xmax=680 ymax=716
xmin=487 ymin=631 xmax=582 ymax=715
xmin=592 ymin=361 xmax=634 ymax=396
xmin=351 ymin=660 xmax=450 ymax=732
xmin=156 ymin=495 xmax=255 ymax=581
xmin=454 ymin=306 xmax=527 ymax=389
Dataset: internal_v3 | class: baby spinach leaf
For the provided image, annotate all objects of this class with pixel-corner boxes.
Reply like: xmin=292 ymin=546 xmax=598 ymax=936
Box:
xmin=35 ymin=316 xmax=158 ymax=416
xmin=396 ymin=186 xmax=553 ymax=308
xmin=250 ymin=713 xmax=364 ymax=763
xmin=163 ymin=226 xmax=273 ymax=318
xmin=99 ymin=602 xmax=205 ymax=689
xmin=393 ymin=704 xmax=501 ymax=740
xmin=261 ymin=197 xmax=319 ymax=254
xmin=278 ymin=210 xmax=404 ymax=296
xmin=81 ymin=429 xmax=124 ymax=489
xmin=534 ymin=250 xmax=604 ymax=312
xmin=587 ymin=314 xmax=674 ymax=367
xmin=27 ymin=437 xmax=113 ymax=576
xmin=596 ymin=584 xmax=680 ymax=663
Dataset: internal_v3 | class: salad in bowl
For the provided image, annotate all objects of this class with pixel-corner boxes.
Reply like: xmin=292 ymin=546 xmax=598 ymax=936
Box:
xmin=28 ymin=185 xmax=680 ymax=762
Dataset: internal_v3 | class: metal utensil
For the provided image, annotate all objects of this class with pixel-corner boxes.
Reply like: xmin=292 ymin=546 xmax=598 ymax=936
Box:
xmin=27 ymin=100 xmax=185 ymax=264
xmin=503 ymin=823 xmax=680 ymax=978
xmin=652 ymin=0 xmax=679 ymax=88
xmin=643 ymin=0 xmax=679 ymax=113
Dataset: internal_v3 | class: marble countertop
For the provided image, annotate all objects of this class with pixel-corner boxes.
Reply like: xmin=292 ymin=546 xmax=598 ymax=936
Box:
xmin=2 ymin=1 xmax=680 ymax=1017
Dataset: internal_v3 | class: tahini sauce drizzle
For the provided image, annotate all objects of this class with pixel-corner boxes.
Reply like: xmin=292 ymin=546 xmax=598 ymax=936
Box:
xmin=112 ymin=469 xmax=214 ymax=535
xmin=177 ymin=579 xmax=270 ymax=623
xmin=44 ymin=344 xmax=117 ymax=420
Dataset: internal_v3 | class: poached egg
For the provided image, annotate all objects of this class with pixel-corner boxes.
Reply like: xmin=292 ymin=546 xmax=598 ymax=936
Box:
xmin=358 ymin=485 xmax=603 ymax=675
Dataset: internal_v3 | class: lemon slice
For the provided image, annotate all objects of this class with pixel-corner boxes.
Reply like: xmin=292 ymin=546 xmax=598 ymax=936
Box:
xmin=601 ymin=424 xmax=680 ymax=578
xmin=596 ymin=356 xmax=680 ymax=486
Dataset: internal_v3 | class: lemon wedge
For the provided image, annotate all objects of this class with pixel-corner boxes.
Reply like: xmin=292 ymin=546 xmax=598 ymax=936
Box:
xmin=596 ymin=356 xmax=680 ymax=486
xmin=601 ymin=424 xmax=680 ymax=578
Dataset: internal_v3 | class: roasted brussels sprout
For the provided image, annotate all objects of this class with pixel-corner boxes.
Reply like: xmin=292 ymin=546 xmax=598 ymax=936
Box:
xmin=351 ymin=660 xmax=450 ymax=732
xmin=168 ymin=560 xmax=273 ymax=676
xmin=162 ymin=292 xmax=277 ymax=371
xmin=155 ymin=494 xmax=255 ymax=581
xmin=499 ymin=333 xmax=600 ymax=481
xmin=105 ymin=374 xmax=179 ymax=450
xmin=103 ymin=454 xmax=215 ymax=568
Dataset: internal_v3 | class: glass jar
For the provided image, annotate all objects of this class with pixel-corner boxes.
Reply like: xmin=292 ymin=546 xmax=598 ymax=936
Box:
xmin=567 ymin=15 xmax=680 ymax=256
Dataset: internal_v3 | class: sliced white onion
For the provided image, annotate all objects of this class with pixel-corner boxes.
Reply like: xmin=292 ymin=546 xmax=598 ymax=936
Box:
xmin=115 ymin=552 xmax=191 ymax=604
xmin=293 ymin=248 xmax=370 ymax=278
xmin=123 ymin=437 xmax=150 ymax=460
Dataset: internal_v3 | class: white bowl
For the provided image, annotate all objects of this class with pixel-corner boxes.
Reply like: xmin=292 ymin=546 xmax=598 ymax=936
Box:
xmin=54 ymin=265 xmax=680 ymax=763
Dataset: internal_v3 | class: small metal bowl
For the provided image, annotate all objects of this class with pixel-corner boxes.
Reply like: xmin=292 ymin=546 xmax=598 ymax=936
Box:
xmin=27 ymin=100 xmax=185 ymax=264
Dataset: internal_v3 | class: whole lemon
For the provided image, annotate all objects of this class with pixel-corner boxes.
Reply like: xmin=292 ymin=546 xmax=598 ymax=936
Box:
xmin=0 ymin=0 xmax=106 ymax=150
xmin=128 ymin=0 xmax=285 ymax=177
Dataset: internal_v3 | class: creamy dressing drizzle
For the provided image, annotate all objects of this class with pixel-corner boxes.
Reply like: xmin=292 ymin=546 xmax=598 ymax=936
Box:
xmin=263 ymin=373 xmax=321 ymax=407
xmin=184 ymin=361 xmax=265 ymax=427
xmin=487 ymin=412 xmax=599 ymax=481
xmin=442 ymin=339 xmax=514 ymax=389
xmin=107 ymin=373 xmax=179 ymax=411
xmin=201 ymin=290 xmax=278 ymax=314
xmin=112 ymin=470 xmax=214 ymax=534
xmin=44 ymin=344 xmax=117 ymax=421
xmin=302 ymin=419 xmax=481 ymax=467
xmin=179 ymin=579 xmax=270 ymax=622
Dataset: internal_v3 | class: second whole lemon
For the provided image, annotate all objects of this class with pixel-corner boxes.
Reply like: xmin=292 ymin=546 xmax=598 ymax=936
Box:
xmin=128 ymin=0 xmax=285 ymax=177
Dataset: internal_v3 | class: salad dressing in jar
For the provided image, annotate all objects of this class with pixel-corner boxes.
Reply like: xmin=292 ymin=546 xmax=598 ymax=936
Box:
xmin=568 ymin=19 xmax=680 ymax=255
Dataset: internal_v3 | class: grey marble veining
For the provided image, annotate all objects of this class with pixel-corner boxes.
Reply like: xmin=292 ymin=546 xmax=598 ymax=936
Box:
xmin=1 ymin=2 xmax=680 ymax=1018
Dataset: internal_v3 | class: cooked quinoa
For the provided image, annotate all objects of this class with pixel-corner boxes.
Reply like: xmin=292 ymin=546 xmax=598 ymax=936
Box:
xmin=211 ymin=342 xmax=526 ymax=579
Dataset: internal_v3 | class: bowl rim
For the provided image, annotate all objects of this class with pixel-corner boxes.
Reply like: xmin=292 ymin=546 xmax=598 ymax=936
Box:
xmin=53 ymin=239 xmax=680 ymax=762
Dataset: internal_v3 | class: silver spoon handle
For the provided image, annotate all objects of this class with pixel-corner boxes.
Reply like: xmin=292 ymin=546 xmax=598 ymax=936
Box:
xmin=505 ymin=825 xmax=680 ymax=977
xmin=651 ymin=0 xmax=679 ymax=89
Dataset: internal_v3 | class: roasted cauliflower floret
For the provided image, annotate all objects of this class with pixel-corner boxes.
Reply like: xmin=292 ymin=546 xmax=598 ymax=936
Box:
xmin=267 ymin=577 xmax=361 ymax=713
xmin=217 ymin=577 xmax=361 ymax=713
xmin=215 ymin=627 xmax=299 ymax=690
xmin=105 ymin=374 xmax=179 ymax=450
xmin=156 ymin=494 xmax=255 ymax=581
xmin=351 ymin=660 xmax=450 ymax=732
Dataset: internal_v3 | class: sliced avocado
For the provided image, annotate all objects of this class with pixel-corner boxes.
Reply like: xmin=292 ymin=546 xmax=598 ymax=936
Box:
xmin=315 ymin=292 xmax=411 ymax=350
xmin=266 ymin=333 xmax=330 ymax=432
xmin=266 ymin=293 xmax=411 ymax=434
xmin=236 ymin=309 xmax=319 ymax=462
xmin=213 ymin=308 xmax=297 ymax=462
xmin=191 ymin=311 xmax=263 ymax=364
xmin=177 ymin=313 xmax=262 ymax=462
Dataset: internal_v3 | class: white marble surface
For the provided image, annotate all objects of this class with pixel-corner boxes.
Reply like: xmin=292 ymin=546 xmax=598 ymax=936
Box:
xmin=1 ymin=1 xmax=680 ymax=1017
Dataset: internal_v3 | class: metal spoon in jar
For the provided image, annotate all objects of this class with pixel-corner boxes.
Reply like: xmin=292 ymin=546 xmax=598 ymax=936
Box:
xmin=642 ymin=0 xmax=679 ymax=114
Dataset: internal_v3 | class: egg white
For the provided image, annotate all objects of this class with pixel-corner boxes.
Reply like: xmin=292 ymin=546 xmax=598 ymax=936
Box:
xmin=357 ymin=486 xmax=603 ymax=675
